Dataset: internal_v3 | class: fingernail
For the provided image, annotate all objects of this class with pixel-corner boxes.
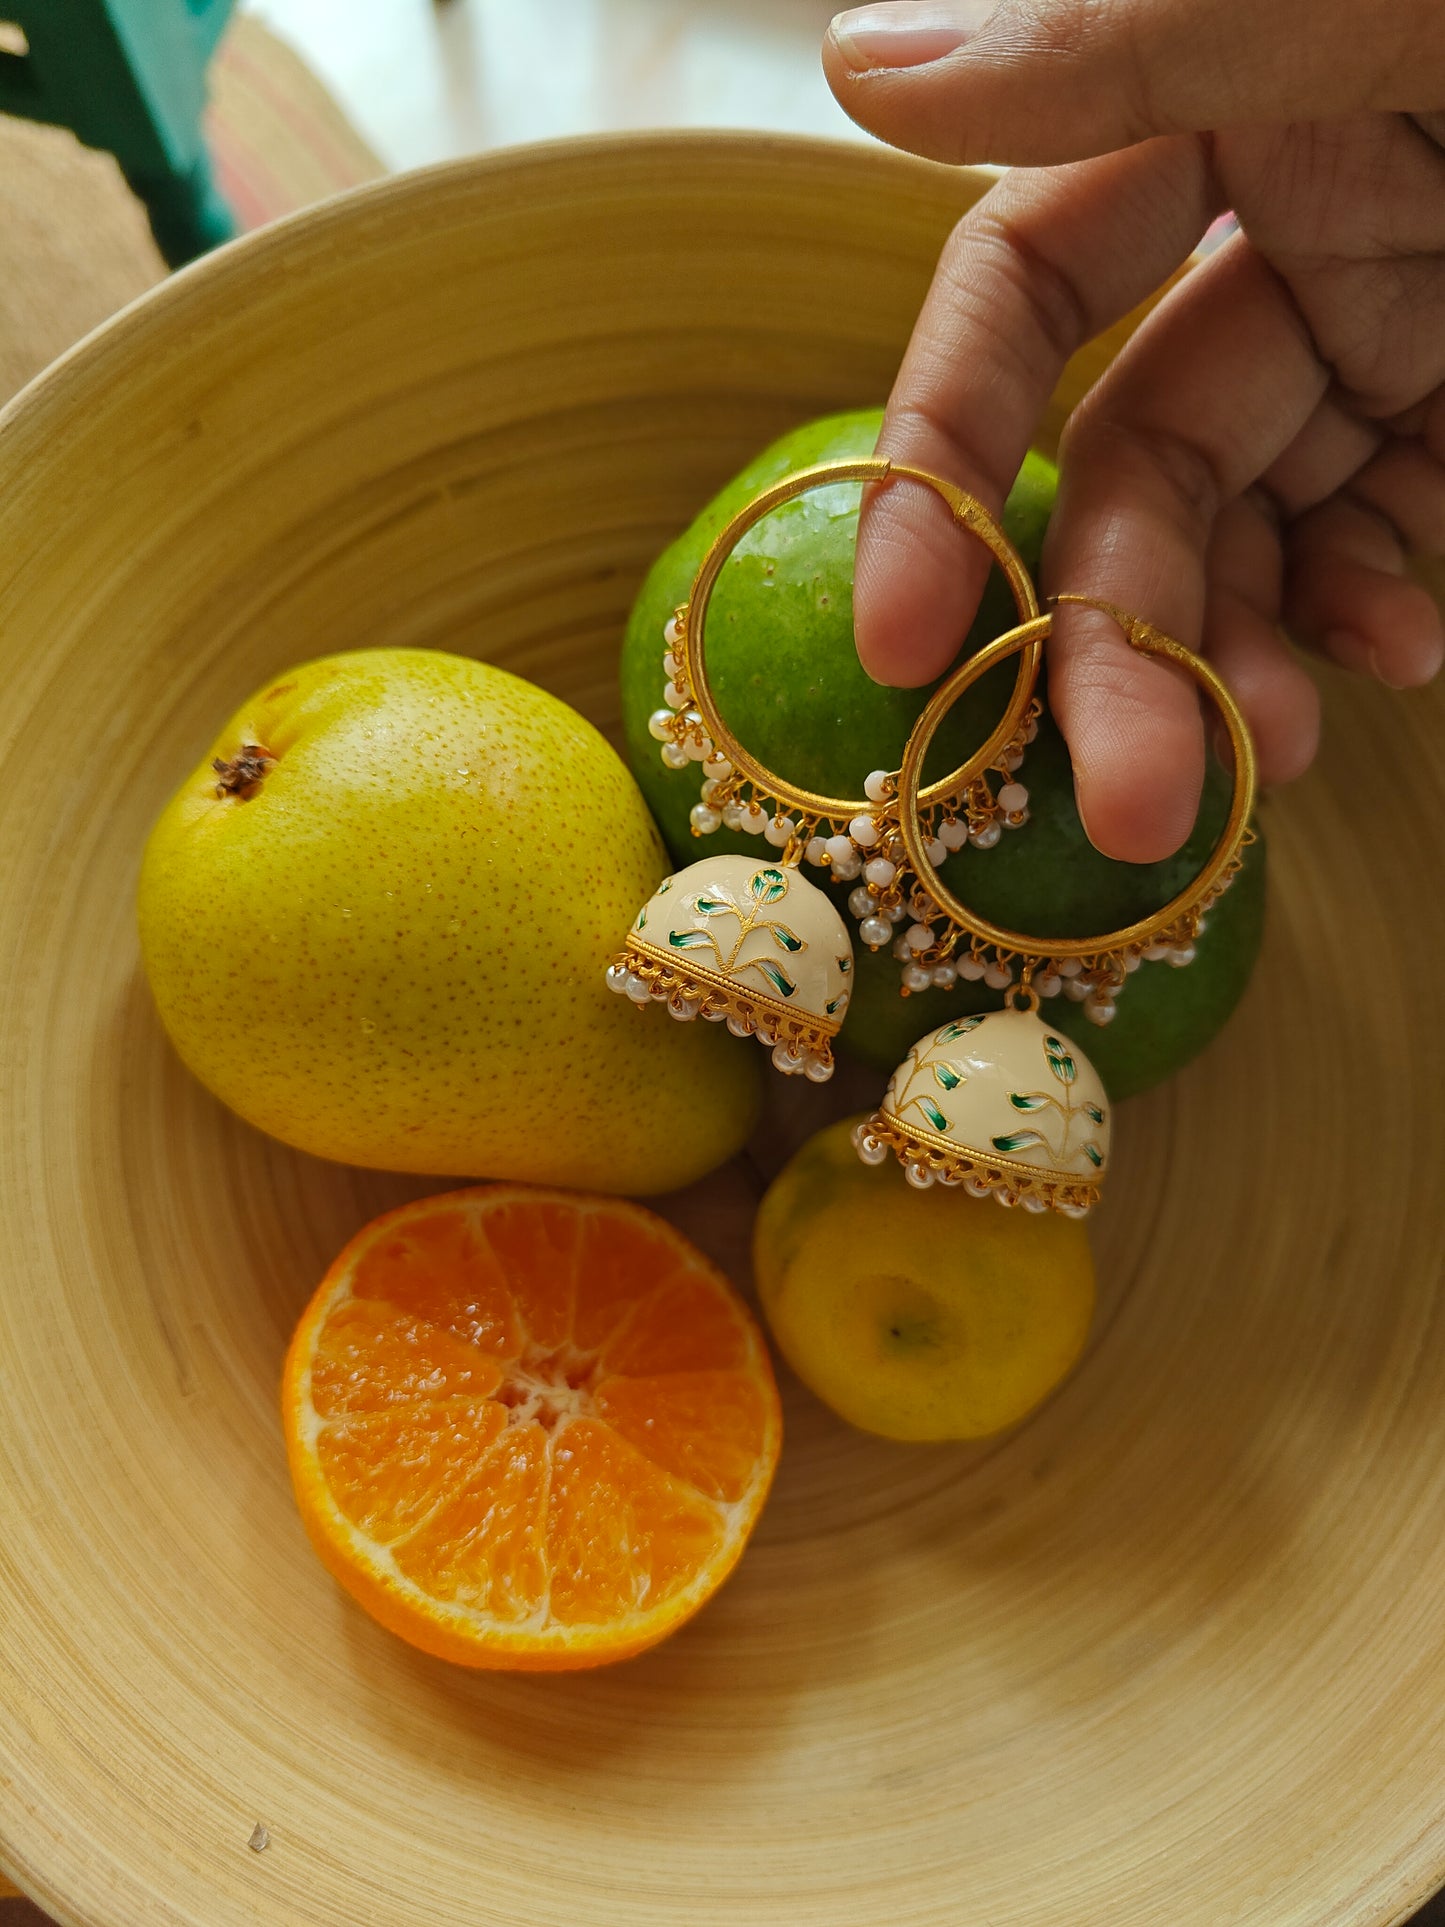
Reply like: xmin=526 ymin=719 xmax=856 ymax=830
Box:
xmin=1362 ymin=640 xmax=1416 ymax=691
xmin=829 ymin=1 xmax=995 ymax=73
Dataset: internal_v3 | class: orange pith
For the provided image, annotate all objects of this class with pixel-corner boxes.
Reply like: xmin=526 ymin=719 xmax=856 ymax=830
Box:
xmin=282 ymin=1186 xmax=781 ymax=1669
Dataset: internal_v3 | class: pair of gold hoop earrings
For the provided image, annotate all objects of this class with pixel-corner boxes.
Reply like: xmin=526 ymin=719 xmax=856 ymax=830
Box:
xmin=607 ymin=458 xmax=1257 ymax=1217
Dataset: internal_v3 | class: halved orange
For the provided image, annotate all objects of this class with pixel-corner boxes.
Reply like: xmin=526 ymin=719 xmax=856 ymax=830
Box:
xmin=282 ymin=1185 xmax=781 ymax=1669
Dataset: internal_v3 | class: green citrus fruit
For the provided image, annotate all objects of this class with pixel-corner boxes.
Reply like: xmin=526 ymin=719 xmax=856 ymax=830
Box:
xmin=619 ymin=408 xmax=1265 ymax=1102
xmin=754 ymin=1114 xmax=1095 ymax=1442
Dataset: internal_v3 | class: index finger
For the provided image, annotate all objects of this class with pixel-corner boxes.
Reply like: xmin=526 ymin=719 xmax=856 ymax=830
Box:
xmin=855 ymin=137 xmax=1217 ymax=689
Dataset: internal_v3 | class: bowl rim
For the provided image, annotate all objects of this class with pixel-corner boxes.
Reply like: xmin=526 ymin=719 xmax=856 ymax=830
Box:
xmin=0 ymin=128 xmax=992 ymax=451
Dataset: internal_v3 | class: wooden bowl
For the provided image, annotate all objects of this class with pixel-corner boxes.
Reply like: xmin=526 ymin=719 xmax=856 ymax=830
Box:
xmin=0 ymin=133 xmax=1442 ymax=1927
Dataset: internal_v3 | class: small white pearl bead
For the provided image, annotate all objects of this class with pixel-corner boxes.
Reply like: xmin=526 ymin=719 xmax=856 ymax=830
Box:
xmin=939 ymin=817 xmax=968 ymax=851
xmin=700 ymin=777 xmax=722 ymax=804
xmin=605 ymin=963 xmax=629 ymax=993
xmin=970 ymin=821 xmax=1002 ymax=850
xmin=884 ymin=900 xmax=908 ymax=924
xmin=932 ymin=962 xmax=957 ymax=990
xmin=647 ymin=708 xmax=675 ymax=742
xmin=725 ymin=1012 xmax=754 ymax=1037
xmin=849 ymin=814 xmax=880 ymax=847
xmin=1085 ymin=994 xmax=1118 ymax=1026
xmin=859 ymin=916 xmax=892 ymax=950
xmin=925 ymin=837 xmax=948 ymax=868
xmin=661 ymin=743 xmax=690 ymax=770
xmin=848 ymin=886 xmax=876 ymax=920
xmin=957 ymin=955 xmax=987 ymax=981
xmin=936 ymin=1167 xmax=962 ymax=1187
xmin=764 ymin=814 xmax=797 ymax=848
xmin=669 ymin=997 xmax=699 ymax=1022
xmin=997 ymin=782 xmax=1029 ymax=814
xmin=864 ymin=856 xmax=896 ymax=889
xmin=1059 ymin=1202 xmax=1090 ymax=1220
xmin=804 ymin=1054 xmax=834 ymax=1084
xmin=1022 ymin=1195 xmax=1048 ymax=1214
xmin=663 ymin=615 xmax=682 ymax=646
xmin=663 ymin=680 xmax=686 ymax=710
xmin=830 ymin=851 xmax=862 ymax=882
xmin=964 ymin=1174 xmax=991 ymax=1198
xmin=722 ymin=802 xmax=745 ymax=830
xmin=703 ymin=751 xmax=733 ymax=780
xmin=855 ymin=1132 xmax=889 ymax=1167
xmin=663 ymin=650 xmax=681 ymax=680
xmin=994 ymin=1190 xmax=1018 ymax=1209
xmin=893 ymin=936 xmax=914 ymax=963
xmin=903 ymin=962 xmax=933 ymax=993
xmin=824 ymin=834 xmax=854 ymax=867
xmin=771 ymin=1044 xmax=804 ymax=1075
xmin=1063 ymin=976 xmax=1092 ymax=1001
xmin=905 ymin=923 xmax=933 ymax=954
xmin=865 ymin=770 xmax=893 ymax=805
xmin=983 ymin=960 xmax=1014 ymax=989
xmin=1035 ymin=972 xmax=1062 ymax=999
xmin=1122 ymin=951 xmax=1142 ymax=972
xmin=1169 ymin=943 xmax=1197 ymax=967
xmin=684 ymin=734 xmax=711 ymax=762
xmin=1002 ymin=748 xmax=1024 ymax=773
xmin=1057 ymin=957 xmax=1084 ymax=977
xmin=1024 ymin=717 xmax=1039 ymax=743
xmin=741 ymin=804 xmax=768 ymax=835
xmin=690 ymin=804 xmax=721 ymax=835
xmin=624 ymin=972 xmax=652 ymax=1003
xmin=805 ymin=836 xmax=829 ymax=868
xmin=905 ymin=1162 xmax=936 ymax=1189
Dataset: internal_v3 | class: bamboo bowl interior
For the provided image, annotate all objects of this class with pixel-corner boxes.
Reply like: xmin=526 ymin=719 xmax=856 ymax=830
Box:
xmin=1 ymin=134 xmax=1443 ymax=1927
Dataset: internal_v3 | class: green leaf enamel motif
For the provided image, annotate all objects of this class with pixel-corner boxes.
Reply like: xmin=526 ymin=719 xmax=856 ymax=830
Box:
xmin=1083 ymin=1142 xmax=1104 ymax=1167
xmin=837 ymin=955 xmax=852 ymax=975
xmin=937 ymin=1016 xmax=985 ymax=1045
xmin=1044 ymin=1035 xmax=1077 ymax=1085
xmin=750 ymin=868 xmax=788 ymax=905
xmin=992 ymin=1129 xmax=1046 ymax=1154
xmin=669 ymin=930 xmax=714 ymax=950
xmin=770 ymin=923 xmax=804 ymax=952
xmin=634 ymin=907 xmax=647 ymax=930
xmin=753 ymin=959 xmax=796 ymax=998
xmin=919 ymin=1097 xmax=950 ymax=1132
xmin=656 ymin=878 xmax=673 ymax=894
xmin=692 ymin=895 xmax=732 ymax=916
xmin=1084 ymin=1102 xmax=1105 ymax=1124
xmin=933 ymin=1063 xmax=964 ymax=1091
xmin=825 ymin=992 xmax=848 ymax=1016
xmin=1008 ymin=1092 xmax=1048 ymax=1112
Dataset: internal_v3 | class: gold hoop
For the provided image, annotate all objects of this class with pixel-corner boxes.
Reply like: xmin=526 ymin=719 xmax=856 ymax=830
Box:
xmin=672 ymin=458 xmax=1042 ymax=826
xmin=895 ymin=600 xmax=1258 ymax=963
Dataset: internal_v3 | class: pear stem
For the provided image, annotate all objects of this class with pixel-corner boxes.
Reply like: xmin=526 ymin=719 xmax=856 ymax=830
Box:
xmin=212 ymin=742 xmax=275 ymax=800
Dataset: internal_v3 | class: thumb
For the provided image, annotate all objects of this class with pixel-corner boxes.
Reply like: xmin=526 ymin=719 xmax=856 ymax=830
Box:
xmin=823 ymin=0 xmax=1445 ymax=167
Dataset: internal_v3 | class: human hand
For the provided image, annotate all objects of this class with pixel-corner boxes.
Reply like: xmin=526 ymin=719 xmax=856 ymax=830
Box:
xmin=823 ymin=0 xmax=1445 ymax=859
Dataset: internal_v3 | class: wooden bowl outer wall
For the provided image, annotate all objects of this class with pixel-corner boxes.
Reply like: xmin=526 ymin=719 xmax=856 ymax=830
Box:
xmin=0 ymin=132 xmax=1443 ymax=1927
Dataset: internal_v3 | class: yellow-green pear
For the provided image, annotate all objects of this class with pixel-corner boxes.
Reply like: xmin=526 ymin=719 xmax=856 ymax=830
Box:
xmin=138 ymin=649 xmax=758 ymax=1192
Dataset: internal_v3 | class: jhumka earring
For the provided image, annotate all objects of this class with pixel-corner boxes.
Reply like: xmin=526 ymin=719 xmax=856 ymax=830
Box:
xmin=607 ymin=457 xmax=1044 ymax=1081
xmin=854 ymin=602 xmax=1258 ymax=1215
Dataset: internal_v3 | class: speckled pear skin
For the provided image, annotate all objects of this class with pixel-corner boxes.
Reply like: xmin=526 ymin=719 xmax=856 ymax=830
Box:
xmin=137 ymin=649 xmax=760 ymax=1193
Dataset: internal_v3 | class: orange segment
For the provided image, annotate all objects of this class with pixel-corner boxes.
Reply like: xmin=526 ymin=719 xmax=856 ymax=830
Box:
xmin=545 ymin=1418 xmax=727 ymax=1626
xmin=594 ymin=1372 xmax=774 ymax=1505
xmin=282 ymin=1185 xmax=781 ymax=1670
